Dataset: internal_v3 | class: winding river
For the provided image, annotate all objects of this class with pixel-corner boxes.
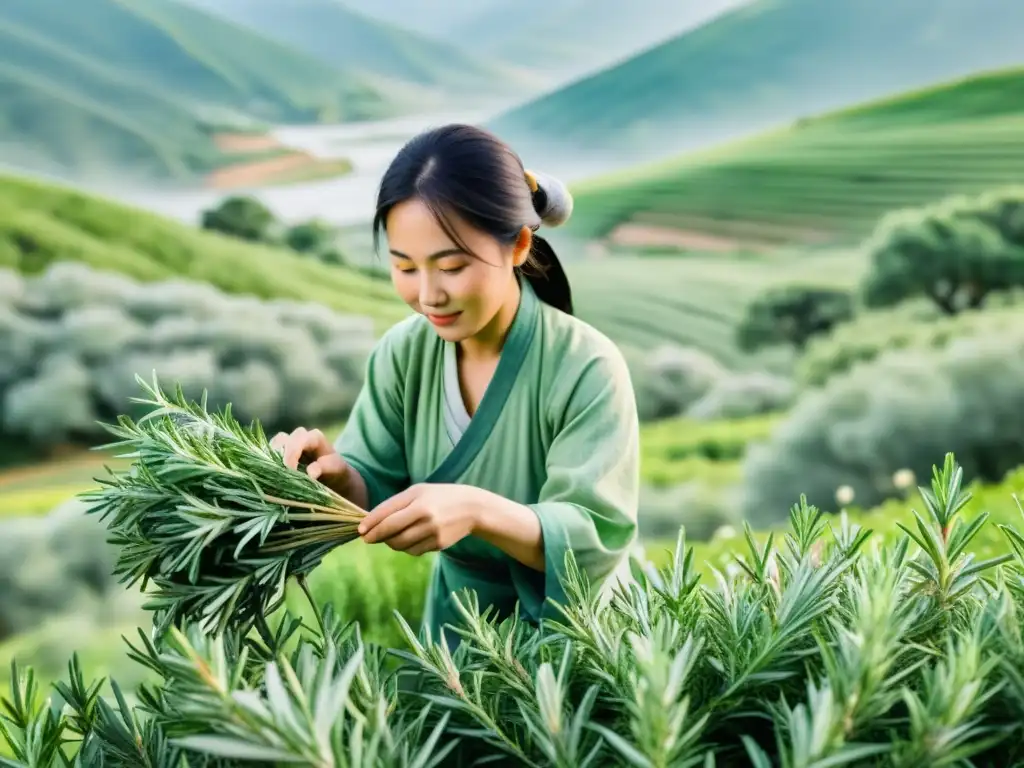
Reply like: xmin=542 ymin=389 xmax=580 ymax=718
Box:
xmin=4 ymin=104 xmax=621 ymax=236
xmin=94 ymin=108 xmax=500 ymax=228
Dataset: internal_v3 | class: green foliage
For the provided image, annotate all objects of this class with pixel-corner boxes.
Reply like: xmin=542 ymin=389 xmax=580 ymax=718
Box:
xmin=740 ymin=327 xmax=1024 ymax=528
xmin=562 ymin=66 xmax=1024 ymax=248
xmin=861 ymin=187 xmax=1024 ymax=314
xmin=686 ymin=372 xmax=795 ymax=422
xmin=279 ymin=219 xmax=350 ymax=268
xmin=7 ymin=454 xmax=1024 ymax=765
xmin=0 ymin=173 xmax=408 ymax=329
xmin=81 ymin=374 xmax=368 ymax=638
xmin=797 ymin=297 xmax=1024 ymax=388
xmin=630 ymin=345 xmax=727 ymax=421
xmin=316 ymin=248 xmax=347 ymax=267
xmin=1 ymin=260 xmax=382 ymax=451
xmin=199 ymin=197 xmax=276 ymax=243
xmin=0 ymin=498 xmax=127 ymax=643
xmin=966 ymin=185 xmax=1024 ymax=246
xmin=283 ymin=219 xmax=335 ymax=255
xmin=737 ymin=285 xmax=855 ymax=352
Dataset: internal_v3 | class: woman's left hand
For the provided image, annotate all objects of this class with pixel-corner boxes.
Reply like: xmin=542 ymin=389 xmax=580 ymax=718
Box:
xmin=358 ymin=483 xmax=484 ymax=555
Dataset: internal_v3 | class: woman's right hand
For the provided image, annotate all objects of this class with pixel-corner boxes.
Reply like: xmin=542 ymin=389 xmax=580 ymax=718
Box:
xmin=271 ymin=427 xmax=352 ymax=495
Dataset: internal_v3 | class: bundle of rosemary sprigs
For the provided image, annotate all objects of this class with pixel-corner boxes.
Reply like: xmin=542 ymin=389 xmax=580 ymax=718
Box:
xmin=80 ymin=373 xmax=367 ymax=636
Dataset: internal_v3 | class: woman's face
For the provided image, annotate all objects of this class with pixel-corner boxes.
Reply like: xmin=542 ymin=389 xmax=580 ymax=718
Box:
xmin=386 ymin=198 xmax=530 ymax=343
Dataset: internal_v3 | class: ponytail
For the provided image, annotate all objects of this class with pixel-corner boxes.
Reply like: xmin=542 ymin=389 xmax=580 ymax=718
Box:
xmin=520 ymin=235 xmax=574 ymax=315
xmin=520 ymin=169 xmax=575 ymax=315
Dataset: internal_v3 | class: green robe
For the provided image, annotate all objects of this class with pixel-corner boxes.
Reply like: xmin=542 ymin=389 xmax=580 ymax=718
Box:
xmin=334 ymin=278 xmax=640 ymax=646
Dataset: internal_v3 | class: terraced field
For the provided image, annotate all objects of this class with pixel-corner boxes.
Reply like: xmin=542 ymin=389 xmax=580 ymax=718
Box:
xmin=565 ymin=248 xmax=867 ymax=365
xmin=567 ymin=67 xmax=1024 ymax=250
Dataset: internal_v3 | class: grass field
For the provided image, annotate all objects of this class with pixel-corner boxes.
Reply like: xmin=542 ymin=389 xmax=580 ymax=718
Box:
xmin=0 ymin=173 xmax=411 ymax=331
xmin=565 ymin=66 xmax=1024 ymax=250
xmin=565 ymin=248 xmax=867 ymax=364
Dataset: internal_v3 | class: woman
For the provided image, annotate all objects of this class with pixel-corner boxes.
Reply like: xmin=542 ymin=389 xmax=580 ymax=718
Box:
xmin=273 ymin=123 xmax=640 ymax=647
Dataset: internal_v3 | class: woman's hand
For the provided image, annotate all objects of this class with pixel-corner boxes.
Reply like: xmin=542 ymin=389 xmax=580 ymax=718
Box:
xmin=270 ymin=427 xmax=355 ymax=498
xmin=358 ymin=484 xmax=545 ymax=570
xmin=358 ymin=483 xmax=483 ymax=556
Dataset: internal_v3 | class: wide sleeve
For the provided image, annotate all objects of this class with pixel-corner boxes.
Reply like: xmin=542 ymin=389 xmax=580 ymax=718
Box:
xmin=514 ymin=348 xmax=641 ymax=620
xmin=333 ymin=331 xmax=410 ymax=510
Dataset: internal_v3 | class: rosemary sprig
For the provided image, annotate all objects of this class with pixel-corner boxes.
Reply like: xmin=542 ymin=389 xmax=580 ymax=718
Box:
xmin=79 ymin=372 xmax=368 ymax=637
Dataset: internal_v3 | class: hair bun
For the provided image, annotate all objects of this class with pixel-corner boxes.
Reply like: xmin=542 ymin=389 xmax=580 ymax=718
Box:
xmin=527 ymin=169 xmax=573 ymax=227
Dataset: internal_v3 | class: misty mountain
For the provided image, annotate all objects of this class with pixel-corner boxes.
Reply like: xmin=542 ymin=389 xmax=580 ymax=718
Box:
xmin=488 ymin=0 xmax=1024 ymax=171
xmin=340 ymin=0 xmax=746 ymax=85
xmin=457 ymin=0 xmax=751 ymax=81
xmin=0 ymin=0 xmax=410 ymax=180
xmin=327 ymin=0 xmax=505 ymax=40
xmin=181 ymin=0 xmax=542 ymax=99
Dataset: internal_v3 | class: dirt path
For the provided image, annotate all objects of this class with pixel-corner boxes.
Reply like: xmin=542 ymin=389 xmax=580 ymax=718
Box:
xmin=206 ymin=152 xmax=320 ymax=188
xmin=213 ymin=133 xmax=284 ymax=153
xmin=206 ymin=130 xmax=354 ymax=189
xmin=609 ymin=223 xmax=758 ymax=252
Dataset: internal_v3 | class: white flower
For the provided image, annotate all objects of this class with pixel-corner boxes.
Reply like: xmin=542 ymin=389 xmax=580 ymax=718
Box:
xmin=835 ymin=485 xmax=855 ymax=507
xmin=713 ymin=525 xmax=738 ymax=540
xmin=893 ymin=468 xmax=916 ymax=490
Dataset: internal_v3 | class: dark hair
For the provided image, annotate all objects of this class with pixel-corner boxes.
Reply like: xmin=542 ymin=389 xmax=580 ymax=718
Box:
xmin=372 ymin=123 xmax=575 ymax=314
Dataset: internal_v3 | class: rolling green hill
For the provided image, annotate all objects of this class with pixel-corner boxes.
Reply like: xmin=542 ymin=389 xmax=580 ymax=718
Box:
xmin=563 ymin=66 xmax=1024 ymax=250
xmin=0 ymin=167 xmax=864 ymax=374
xmin=0 ymin=172 xmax=410 ymax=330
xmin=185 ymin=0 xmax=541 ymax=98
xmin=488 ymin=0 xmax=1024 ymax=164
xmin=0 ymin=17 xmax=236 ymax=181
xmin=0 ymin=0 xmax=410 ymax=181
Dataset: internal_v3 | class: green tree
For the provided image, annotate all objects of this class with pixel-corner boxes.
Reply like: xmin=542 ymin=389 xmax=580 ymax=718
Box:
xmin=860 ymin=191 xmax=1024 ymax=315
xmin=285 ymin=219 xmax=336 ymax=254
xmin=200 ymin=195 xmax=276 ymax=242
xmin=736 ymin=285 xmax=854 ymax=353
xmin=318 ymin=248 xmax=347 ymax=266
xmin=962 ymin=186 xmax=1024 ymax=249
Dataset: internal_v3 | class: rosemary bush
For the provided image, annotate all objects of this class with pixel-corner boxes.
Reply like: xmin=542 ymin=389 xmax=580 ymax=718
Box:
xmin=5 ymin=383 xmax=1024 ymax=766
